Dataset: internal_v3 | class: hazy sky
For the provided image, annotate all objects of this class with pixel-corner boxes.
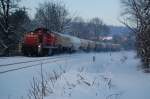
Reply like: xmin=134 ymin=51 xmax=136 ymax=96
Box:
xmin=20 ymin=0 xmax=122 ymax=26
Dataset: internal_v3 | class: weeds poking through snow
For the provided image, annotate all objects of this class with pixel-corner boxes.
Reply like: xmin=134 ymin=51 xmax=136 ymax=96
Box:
xmin=27 ymin=63 xmax=118 ymax=99
xmin=82 ymin=80 xmax=91 ymax=86
xmin=106 ymin=92 xmax=123 ymax=99
xmin=120 ymin=56 xmax=128 ymax=63
xmin=93 ymin=56 xmax=96 ymax=62
xmin=78 ymin=67 xmax=85 ymax=73
xmin=28 ymin=63 xmax=64 ymax=99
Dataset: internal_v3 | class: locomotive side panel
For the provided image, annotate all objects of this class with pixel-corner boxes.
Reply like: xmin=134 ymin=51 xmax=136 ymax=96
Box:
xmin=23 ymin=32 xmax=39 ymax=46
xmin=42 ymin=33 xmax=57 ymax=47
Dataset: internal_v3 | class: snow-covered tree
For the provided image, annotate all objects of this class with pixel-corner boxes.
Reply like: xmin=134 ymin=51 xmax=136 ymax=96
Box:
xmin=0 ymin=0 xmax=31 ymax=55
xmin=34 ymin=1 xmax=71 ymax=32
xmin=121 ymin=0 xmax=150 ymax=68
xmin=10 ymin=8 xmax=31 ymax=40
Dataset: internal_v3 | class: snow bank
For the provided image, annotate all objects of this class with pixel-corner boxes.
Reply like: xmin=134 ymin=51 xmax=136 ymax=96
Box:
xmin=0 ymin=51 xmax=150 ymax=99
xmin=44 ymin=71 xmax=120 ymax=99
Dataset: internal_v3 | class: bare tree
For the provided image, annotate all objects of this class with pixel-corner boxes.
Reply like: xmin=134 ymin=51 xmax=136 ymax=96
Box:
xmin=35 ymin=1 xmax=71 ymax=32
xmin=10 ymin=8 xmax=31 ymax=39
xmin=121 ymin=0 xmax=150 ymax=68
xmin=70 ymin=17 xmax=86 ymax=37
xmin=88 ymin=17 xmax=109 ymax=37
xmin=0 ymin=0 xmax=20 ymax=55
xmin=70 ymin=17 xmax=110 ymax=40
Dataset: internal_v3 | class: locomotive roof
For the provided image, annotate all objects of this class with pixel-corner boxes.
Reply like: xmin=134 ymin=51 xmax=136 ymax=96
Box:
xmin=34 ymin=28 xmax=49 ymax=32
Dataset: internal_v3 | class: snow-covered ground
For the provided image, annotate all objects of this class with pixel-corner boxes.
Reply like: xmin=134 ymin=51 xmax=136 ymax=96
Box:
xmin=0 ymin=51 xmax=150 ymax=99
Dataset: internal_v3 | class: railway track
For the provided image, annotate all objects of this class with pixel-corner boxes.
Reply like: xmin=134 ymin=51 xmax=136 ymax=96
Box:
xmin=0 ymin=54 xmax=73 ymax=67
xmin=0 ymin=54 xmax=80 ymax=75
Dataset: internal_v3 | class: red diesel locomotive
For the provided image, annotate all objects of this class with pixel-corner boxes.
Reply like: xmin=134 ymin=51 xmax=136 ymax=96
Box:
xmin=22 ymin=28 xmax=58 ymax=56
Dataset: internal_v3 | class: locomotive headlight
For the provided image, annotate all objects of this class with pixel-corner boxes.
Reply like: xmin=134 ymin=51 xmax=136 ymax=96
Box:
xmin=38 ymin=44 xmax=41 ymax=48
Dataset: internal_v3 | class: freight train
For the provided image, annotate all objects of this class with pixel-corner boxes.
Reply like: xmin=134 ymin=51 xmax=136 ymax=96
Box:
xmin=21 ymin=28 xmax=120 ymax=56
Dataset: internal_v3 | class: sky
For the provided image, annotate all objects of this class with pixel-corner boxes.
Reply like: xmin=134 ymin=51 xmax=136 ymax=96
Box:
xmin=20 ymin=0 xmax=122 ymax=26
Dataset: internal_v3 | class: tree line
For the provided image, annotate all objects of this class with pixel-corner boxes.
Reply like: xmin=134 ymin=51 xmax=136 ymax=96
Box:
xmin=70 ymin=17 xmax=110 ymax=40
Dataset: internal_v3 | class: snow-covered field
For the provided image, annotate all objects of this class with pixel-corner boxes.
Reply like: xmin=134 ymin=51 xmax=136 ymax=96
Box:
xmin=0 ymin=51 xmax=150 ymax=99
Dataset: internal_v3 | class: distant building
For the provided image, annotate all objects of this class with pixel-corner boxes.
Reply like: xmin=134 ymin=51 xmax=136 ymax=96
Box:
xmin=98 ymin=36 xmax=113 ymax=41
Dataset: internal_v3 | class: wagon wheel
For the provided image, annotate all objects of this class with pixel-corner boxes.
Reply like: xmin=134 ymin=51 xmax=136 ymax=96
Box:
xmin=21 ymin=45 xmax=29 ymax=56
